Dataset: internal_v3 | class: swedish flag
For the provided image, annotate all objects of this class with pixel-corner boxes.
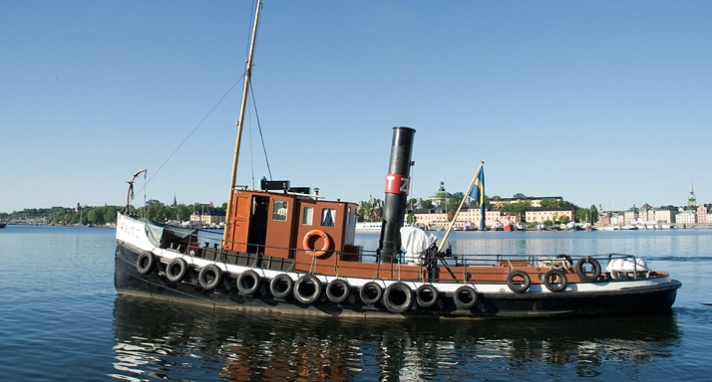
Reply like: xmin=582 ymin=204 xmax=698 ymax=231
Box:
xmin=469 ymin=168 xmax=485 ymax=230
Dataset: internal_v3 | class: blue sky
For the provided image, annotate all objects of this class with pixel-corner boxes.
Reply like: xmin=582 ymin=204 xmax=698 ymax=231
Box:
xmin=1 ymin=0 xmax=710 ymax=214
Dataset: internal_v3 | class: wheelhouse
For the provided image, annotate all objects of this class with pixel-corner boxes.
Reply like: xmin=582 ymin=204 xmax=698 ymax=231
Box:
xmin=223 ymin=188 xmax=360 ymax=269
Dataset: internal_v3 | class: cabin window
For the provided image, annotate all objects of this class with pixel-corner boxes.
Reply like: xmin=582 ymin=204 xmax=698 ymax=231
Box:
xmin=321 ymin=209 xmax=336 ymax=227
xmin=302 ymin=207 xmax=313 ymax=225
xmin=272 ymin=200 xmax=288 ymax=221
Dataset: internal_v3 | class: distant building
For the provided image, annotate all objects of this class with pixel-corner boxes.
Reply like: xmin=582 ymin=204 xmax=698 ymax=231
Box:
xmin=624 ymin=205 xmax=639 ymax=224
xmin=698 ymin=204 xmax=711 ymax=224
xmin=639 ymin=203 xmax=654 ymax=222
xmin=490 ymin=196 xmax=563 ymax=209
xmin=413 ymin=208 xmax=520 ymax=230
xmin=189 ymin=209 xmax=226 ymax=226
xmin=654 ymin=206 xmax=676 ymax=224
xmin=675 ymin=209 xmax=697 ymax=224
xmin=426 ymin=180 xmax=452 ymax=208
xmin=600 ymin=211 xmax=612 ymax=226
xmin=610 ymin=213 xmax=624 ymax=226
xmin=524 ymin=208 xmax=575 ymax=224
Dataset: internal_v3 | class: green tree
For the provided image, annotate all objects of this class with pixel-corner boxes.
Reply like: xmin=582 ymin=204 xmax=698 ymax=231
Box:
xmin=589 ymin=205 xmax=599 ymax=223
xmin=358 ymin=201 xmax=374 ymax=222
xmin=447 ymin=192 xmax=465 ymax=210
xmin=420 ymin=199 xmax=434 ymax=209
xmin=86 ymin=208 xmax=100 ymax=224
xmin=575 ymin=208 xmax=589 ymax=223
xmin=145 ymin=200 xmax=170 ymax=221
xmin=103 ymin=206 xmax=122 ymax=223
xmin=540 ymin=198 xmax=560 ymax=208
xmin=406 ymin=212 xmax=416 ymax=224
xmin=173 ymin=204 xmax=191 ymax=221
xmin=502 ymin=200 xmax=531 ymax=221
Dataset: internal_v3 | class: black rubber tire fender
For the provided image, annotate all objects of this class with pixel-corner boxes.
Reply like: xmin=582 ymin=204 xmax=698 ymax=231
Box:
xmin=165 ymin=258 xmax=188 ymax=283
xmin=325 ymin=278 xmax=350 ymax=304
xmin=543 ymin=269 xmax=568 ymax=292
xmin=507 ymin=270 xmax=531 ymax=293
xmin=359 ymin=281 xmax=383 ymax=305
xmin=416 ymin=284 xmax=439 ymax=308
xmin=293 ymin=274 xmax=323 ymax=304
xmin=136 ymin=252 xmax=154 ymax=275
xmin=198 ymin=264 xmax=223 ymax=291
xmin=236 ymin=270 xmax=261 ymax=295
xmin=453 ymin=285 xmax=478 ymax=309
xmin=382 ymin=282 xmax=414 ymax=313
xmin=269 ymin=273 xmax=294 ymax=299
xmin=575 ymin=256 xmax=602 ymax=282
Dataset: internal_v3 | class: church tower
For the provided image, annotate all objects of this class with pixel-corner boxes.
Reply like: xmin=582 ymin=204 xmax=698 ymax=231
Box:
xmin=688 ymin=175 xmax=697 ymax=207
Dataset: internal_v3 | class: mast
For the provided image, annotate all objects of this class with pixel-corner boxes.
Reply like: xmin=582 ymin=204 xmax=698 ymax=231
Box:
xmin=223 ymin=0 xmax=262 ymax=245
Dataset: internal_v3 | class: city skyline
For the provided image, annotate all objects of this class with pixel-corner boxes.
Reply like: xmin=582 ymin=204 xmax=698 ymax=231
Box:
xmin=1 ymin=175 xmax=704 ymax=215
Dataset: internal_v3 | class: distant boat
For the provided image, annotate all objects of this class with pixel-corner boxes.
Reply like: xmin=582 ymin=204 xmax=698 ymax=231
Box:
xmin=633 ymin=219 xmax=671 ymax=230
xmin=355 ymin=222 xmax=383 ymax=232
xmin=356 ymin=221 xmax=411 ymax=232
xmin=0 ymin=222 xmax=6 ymax=229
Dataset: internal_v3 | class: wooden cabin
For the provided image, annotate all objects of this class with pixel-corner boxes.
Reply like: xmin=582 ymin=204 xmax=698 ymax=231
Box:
xmin=223 ymin=189 xmax=360 ymax=269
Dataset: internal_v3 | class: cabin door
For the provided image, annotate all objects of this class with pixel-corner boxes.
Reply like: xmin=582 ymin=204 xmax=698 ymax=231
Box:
xmin=263 ymin=195 xmax=296 ymax=259
xmin=247 ymin=196 xmax=269 ymax=254
xmin=225 ymin=192 xmax=253 ymax=253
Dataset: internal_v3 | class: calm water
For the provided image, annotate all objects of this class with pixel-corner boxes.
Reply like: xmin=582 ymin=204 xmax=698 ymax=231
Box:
xmin=1 ymin=226 xmax=711 ymax=381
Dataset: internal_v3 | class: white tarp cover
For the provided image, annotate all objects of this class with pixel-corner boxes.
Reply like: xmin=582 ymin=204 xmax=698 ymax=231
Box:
xmin=606 ymin=257 xmax=650 ymax=273
xmin=400 ymin=226 xmax=437 ymax=265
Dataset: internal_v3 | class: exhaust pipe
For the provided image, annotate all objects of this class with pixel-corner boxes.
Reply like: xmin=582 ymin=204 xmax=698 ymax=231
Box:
xmin=378 ymin=126 xmax=416 ymax=263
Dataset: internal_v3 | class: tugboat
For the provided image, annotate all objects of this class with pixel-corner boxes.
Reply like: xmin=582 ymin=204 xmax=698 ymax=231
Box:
xmin=114 ymin=1 xmax=680 ymax=319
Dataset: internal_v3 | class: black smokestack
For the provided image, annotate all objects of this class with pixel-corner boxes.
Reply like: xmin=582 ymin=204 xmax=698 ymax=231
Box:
xmin=378 ymin=126 xmax=416 ymax=263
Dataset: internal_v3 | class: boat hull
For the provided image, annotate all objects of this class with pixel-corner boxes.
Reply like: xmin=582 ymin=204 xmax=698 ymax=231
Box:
xmin=115 ymin=240 xmax=680 ymax=319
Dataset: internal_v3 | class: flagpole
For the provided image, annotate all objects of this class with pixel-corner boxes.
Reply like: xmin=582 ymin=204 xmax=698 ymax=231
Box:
xmin=437 ymin=161 xmax=484 ymax=253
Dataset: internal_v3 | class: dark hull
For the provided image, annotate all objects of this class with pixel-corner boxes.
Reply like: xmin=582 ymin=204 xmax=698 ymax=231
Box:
xmin=116 ymin=241 xmax=680 ymax=319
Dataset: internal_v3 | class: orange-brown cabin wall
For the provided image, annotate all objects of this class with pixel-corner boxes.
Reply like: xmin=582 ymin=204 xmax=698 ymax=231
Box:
xmin=293 ymin=200 xmax=357 ymax=266
xmin=223 ymin=190 xmax=358 ymax=263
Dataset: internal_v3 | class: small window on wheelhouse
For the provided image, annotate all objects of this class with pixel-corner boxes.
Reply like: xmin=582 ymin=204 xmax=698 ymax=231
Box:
xmin=272 ymin=201 xmax=288 ymax=221
xmin=321 ymin=208 xmax=336 ymax=227
xmin=302 ymin=207 xmax=313 ymax=225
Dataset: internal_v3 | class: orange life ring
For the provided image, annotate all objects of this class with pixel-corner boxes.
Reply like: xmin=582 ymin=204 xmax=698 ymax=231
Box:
xmin=302 ymin=229 xmax=332 ymax=257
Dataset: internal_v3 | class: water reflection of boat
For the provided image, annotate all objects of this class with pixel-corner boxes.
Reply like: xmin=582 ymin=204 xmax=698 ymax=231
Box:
xmin=111 ymin=295 xmax=681 ymax=380
xmin=114 ymin=0 xmax=680 ymax=320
